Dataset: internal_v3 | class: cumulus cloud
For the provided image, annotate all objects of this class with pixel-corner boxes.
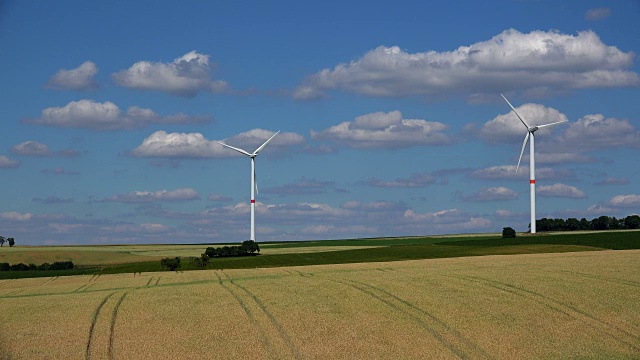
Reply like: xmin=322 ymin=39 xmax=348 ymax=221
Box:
xmin=550 ymin=114 xmax=640 ymax=152
xmin=311 ymin=110 xmax=451 ymax=149
xmin=12 ymin=141 xmax=51 ymax=156
xmin=468 ymin=165 xmax=575 ymax=181
xmin=0 ymin=212 xmax=32 ymax=221
xmin=478 ymin=103 xmax=568 ymax=143
xmin=402 ymin=209 xmax=492 ymax=232
xmin=360 ymin=173 xmax=437 ymax=188
xmin=538 ymin=183 xmax=586 ymax=198
xmin=0 ymin=155 xmax=21 ymax=169
xmin=32 ymin=196 xmax=75 ymax=204
xmin=262 ymin=177 xmax=336 ymax=196
xmin=24 ymin=99 xmax=212 ymax=131
xmin=585 ymin=8 xmax=611 ymax=21
xmin=293 ymin=29 xmax=638 ymax=100
xmin=132 ymin=129 xmax=305 ymax=158
xmin=46 ymin=61 xmax=98 ymax=90
xmin=112 ymin=51 xmax=228 ymax=97
xmin=103 ymin=188 xmax=200 ymax=203
xmin=608 ymin=194 xmax=640 ymax=208
xmin=461 ymin=186 xmax=518 ymax=201
xmin=208 ymin=194 xmax=233 ymax=202
xmin=594 ymin=177 xmax=628 ymax=186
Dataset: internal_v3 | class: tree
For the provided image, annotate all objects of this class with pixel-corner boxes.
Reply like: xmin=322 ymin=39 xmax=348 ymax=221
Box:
xmin=591 ymin=216 xmax=610 ymax=231
xmin=241 ymin=240 xmax=260 ymax=254
xmin=7 ymin=238 xmax=15 ymax=247
xmin=0 ymin=236 xmax=5 ymax=247
xmin=565 ymin=218 xmax=579 ymax=231
xmin=624 ymin=215 xmax=640 ymax=229
xmin=161 ymin=257 xmax=181 ymax=271
xmin=502 ymin=227 xmax=516 ymax=239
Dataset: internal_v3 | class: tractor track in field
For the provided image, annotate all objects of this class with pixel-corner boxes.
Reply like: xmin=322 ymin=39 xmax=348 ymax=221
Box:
xmin=39 ymin=277 xmax=56 ymax=286
xmin=108 ymin=292 xmax=127 ymax=360
xmin=0 ymin=279 xmax=15 ymax=289
xmin=214 ymin=272 xmax=277 ymax=359
xmin=308 ymin=271 xmax=488 ymax=360
xmin=449 ymin=274 xmax=640 ymax=352
xmin=553 ymin=270 xmax=640 ymax=288
xmin=84 ymin=291 xmax=128 ymax=360
xmin=216 ymin=272 xmax=301 ymax=360
xmin=86 ymin=292 xmax=115 ymax=360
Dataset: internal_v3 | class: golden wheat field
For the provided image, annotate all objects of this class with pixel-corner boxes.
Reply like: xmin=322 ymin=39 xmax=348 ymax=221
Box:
xmin=1 ymin=250 xmax=639 ymax=359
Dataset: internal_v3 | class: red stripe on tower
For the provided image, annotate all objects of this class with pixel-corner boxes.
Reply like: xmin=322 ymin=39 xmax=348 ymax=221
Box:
xmin=251 ymin=199 xmax=256 ymax=203
xmin=530 ymin=180 xmax=535 ymax=184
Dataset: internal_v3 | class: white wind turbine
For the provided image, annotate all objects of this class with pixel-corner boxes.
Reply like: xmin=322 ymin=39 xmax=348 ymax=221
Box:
xmin=501 ymin=94 xmax=567 ymax=234
xmin=217 ymin=131 xmax=280 ymax=241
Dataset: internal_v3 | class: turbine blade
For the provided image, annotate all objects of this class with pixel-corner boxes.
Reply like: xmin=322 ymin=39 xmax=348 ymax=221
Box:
xmin=516 ymin=132 xmax=530 ymax=173
xmin=536 ymin=119 xmax=568 ymax=129
xmin=501 ymin=93 xmax=530 ymax=129
xmin=254 ymin=171 xmax=258 ymax=195
xmin=217 ymin=141 xmax=252 ymax=157
xmin=253 ymin=131 xmax=280 ymax=155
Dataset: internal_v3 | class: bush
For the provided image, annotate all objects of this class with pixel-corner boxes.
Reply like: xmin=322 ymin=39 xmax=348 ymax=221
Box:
xmin=205 ymin=240 xmax=261 ymax=259
xmin=192 ymin=254 xmax=210 ymax=268
xmin=502 ymin=227 xmax=516 ymax=239
xmin=161 ymin=257 xmax=181 ymax=271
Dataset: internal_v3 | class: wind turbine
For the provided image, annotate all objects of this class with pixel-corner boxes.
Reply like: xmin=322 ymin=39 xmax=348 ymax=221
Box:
xmin=217 ymin=131 xmax=279 ymax=241
xmin=500 ymin=94 xmax=567 ymax=234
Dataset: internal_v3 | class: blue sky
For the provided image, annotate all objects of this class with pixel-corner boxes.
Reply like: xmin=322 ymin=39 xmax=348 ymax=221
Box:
xmin=1 ymin=0 xmax=639 ymax=245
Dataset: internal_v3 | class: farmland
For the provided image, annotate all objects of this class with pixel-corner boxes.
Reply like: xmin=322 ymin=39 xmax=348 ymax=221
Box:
xmin=1 ymin=248 xmax=639 ymax=359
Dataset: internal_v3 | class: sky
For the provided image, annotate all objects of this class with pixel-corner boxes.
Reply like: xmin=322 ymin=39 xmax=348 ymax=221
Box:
xmin=1 ymin=0 xmax=639 ymax=245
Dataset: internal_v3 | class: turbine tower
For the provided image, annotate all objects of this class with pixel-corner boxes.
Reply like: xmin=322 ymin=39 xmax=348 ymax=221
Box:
xmin=500 ymin=94 xmax=567 ymax=234
xmin=218 ymin=131 xmax=280 ymax=241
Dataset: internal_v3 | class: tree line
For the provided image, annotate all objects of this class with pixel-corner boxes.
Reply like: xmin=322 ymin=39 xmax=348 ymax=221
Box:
xmin=0 ymin=261 xmax=75 ymax=272
xmin=536 ymin=215 xmax=640 ymax=232
xmin=160 ymin=240 xmax=261 ymax=271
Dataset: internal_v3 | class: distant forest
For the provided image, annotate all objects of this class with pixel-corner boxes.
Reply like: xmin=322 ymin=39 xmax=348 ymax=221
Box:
xmin=535 ymin=215 xmax=639 ymax=232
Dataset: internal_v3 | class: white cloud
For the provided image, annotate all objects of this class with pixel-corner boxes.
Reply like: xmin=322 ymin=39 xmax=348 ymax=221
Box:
xmin=585 ymin=8 xmax=611 ymax=21
xmin=263 ymin=177 xmax=336 ymax=196
xmin=32 ymin=196 xmax=74 ymax=204
xmin=608 ymin=194 xmax=640 ymax=208
xmin=478 ymin=103 xmax=568 ymax=143
xmin=538 ymin=183 xmax=586 ymax=198
xmin=46 ymin=61 xmax=98 ymax=90
xmin=132 ymin=129 xmax=305 ymax=158
xmin=112 ymin=51 xmax=229 ymax=97
xmin=12 ymin=141 xmax=51 ymax=157
xmin=402 ymin=209 xmax=492 ymax=232
xmin=311 ymin=110 xmax=451 ymax=149
xmin=24 ymin=99 xmax=212 ymax=131
xmin=0 ymin=155 xmax=21 ymax=169
xmin=461 ymin=186 xmax=518 ymax=201
xmin=550 ymin=114 xmax=640 ymax=152
xmin=0 ymin=212 xmax=32 ymax=221
xmin=360 ymin=173 xmax=437 ymax=188
xmin=594 ymin=177 xmax=628 ymax=186
xmin=294 ymin=29 xmax=638 ymax=100
xmin=524 ymin=152 xmax=594 ymax=164
xmin=103 ymin=188 xmax=200 ymax=203
xmin=469 ymin=165 xmax=575 ymax=181
xmin=208 ymin=194 xmax=233 ymax=202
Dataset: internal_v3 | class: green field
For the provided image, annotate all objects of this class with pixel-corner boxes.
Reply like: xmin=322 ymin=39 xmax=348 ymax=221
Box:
xmin=0 ymin=250 xmax=638 ymax=359
xmin=1 ymin=231 xmax=638 ymax=278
